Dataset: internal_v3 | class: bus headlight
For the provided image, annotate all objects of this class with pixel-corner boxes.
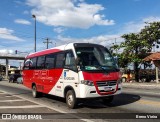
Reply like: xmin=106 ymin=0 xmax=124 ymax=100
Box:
xmin=81 ymin=80 xmax=94 ymax=86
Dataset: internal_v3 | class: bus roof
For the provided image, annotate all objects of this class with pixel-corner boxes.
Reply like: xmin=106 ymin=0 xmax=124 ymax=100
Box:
xmin=25 ymin=43 xmax=103 ymax=59
xmin=26 ymin=43 xmax=72 ymax=59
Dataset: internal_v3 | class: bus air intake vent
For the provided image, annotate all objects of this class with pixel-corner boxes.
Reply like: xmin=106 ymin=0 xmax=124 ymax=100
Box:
xmin=96 ymin=81 xmax=117 ymax=87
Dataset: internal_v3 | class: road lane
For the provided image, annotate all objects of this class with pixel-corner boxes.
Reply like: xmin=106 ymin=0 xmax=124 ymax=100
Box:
xmin=0 ymin=81 xmax=93 ymax=122
xmin=0 ymin=80 xmax=160 ymax=122
xmin=136 ymin=99 xmax=160 ymax=107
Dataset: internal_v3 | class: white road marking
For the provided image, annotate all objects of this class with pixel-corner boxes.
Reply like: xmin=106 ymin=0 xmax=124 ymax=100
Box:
xmin=0 ymin=92 xmax=6 ymax=94
xmin=0 ymin=105 xmax=44 ymax=109
xmin=0 ymin=99 xmax=26 ymax=102
xmin=0 ymin=90 xmax=95 ymax=122
xmin=4 ymin=95 xmax=14 ymax=97
xmin=12 ymin=94 xmax=95 ymax=122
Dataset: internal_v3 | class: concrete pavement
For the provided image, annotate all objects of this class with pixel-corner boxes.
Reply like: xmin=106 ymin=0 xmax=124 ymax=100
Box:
xmin=122 ymin=81 xmax=160 ymax=90
xmin=1 ymin=79 xmax=160 ymax=90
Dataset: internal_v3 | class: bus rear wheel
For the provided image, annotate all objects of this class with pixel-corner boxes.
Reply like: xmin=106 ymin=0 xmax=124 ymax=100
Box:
xmin=32 ymin=85 xmax=41 ymax=98
xmin=66 ymin=90 xmax=77 ymax=109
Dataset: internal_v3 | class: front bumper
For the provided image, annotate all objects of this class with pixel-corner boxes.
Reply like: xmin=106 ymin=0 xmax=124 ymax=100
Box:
xmin=77 ymin=83 xmax=122 ymax=98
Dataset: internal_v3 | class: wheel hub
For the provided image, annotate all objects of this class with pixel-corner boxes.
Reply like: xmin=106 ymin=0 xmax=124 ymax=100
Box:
xmin=68 ymin=95 xmax=73 ymax=105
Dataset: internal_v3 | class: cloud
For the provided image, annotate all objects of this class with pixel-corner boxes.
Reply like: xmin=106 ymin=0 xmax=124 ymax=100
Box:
xmin=53 ymin=16 xmax=160 ymax=48
xmin=26 ymin=0 xmax=115 ymax=29
xmin=0 ymin=28 xmax=25 ymax=42
xmin=122 ymin=21 xmax=145 ymax=34
xmin=14 ymin=0 xmax=24 ymax=5
xmin=0 ymin=49 xmax=13 ymax=54
xmin=14 ymin=19 xmax=31 ymax=25
xmin=54 ymin=34 xmax=121 ymax=48
xmin=23 ymin=10 xmax=29 ymax=14
xmin=53 ymin=27 xmax=66 ymax=33
xmin=120 ymin=16 xmax=160 ymax=34
xmin=142 ymin=16 xmax=160 ymax=23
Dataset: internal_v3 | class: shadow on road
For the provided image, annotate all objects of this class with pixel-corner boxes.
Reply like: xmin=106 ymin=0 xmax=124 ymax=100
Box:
xmin=107 ymin=93 xmax=141 ymax=107
xmin=42 ymin=93 xmax=141 ymax=109
xmin=75 ymin=93 xmax=141 ymax=109
xmin=0 ymin=82 xmax=141 ymax=109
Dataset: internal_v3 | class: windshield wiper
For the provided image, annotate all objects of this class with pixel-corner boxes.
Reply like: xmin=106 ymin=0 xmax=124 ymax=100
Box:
xmin=95 ymin=66 xmax=109 ymax=72
xmin=97 ymin=65 xmax=119 ymax=72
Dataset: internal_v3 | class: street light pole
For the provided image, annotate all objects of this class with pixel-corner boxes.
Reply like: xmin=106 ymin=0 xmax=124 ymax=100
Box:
xmin=32 ymin=14 xmax=36 ymax=52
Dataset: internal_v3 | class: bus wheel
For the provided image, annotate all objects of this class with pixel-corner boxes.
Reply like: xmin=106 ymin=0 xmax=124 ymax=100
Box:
xmin=102 ymin=96 xmax=114 ymax=104
xmin=32 ymin=85 xmax=40 ymax=98
xmin=66 ymin=90 xmax=77 ymax=109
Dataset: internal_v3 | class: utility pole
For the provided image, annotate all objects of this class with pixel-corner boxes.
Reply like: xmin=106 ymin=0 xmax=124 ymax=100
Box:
xmin=32 ymin=14 xmax=37 ymax=52
xmin=43 ymin=38 xmax=52 ymax=49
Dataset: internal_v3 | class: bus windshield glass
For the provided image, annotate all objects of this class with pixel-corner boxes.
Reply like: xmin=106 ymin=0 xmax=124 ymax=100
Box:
xmin=75 ymin=45 xmax=118 ymax=72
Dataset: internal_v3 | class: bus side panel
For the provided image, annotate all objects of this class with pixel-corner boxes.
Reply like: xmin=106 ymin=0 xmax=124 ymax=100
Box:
xmin=44 ymin=69 xmax=63 ymax=94
xmin=61 ymin=69 xmax=79 ymax=97
xmin=23 ymin=70 xmax=33 ymax=89
xmin=33 ymin=70 xmax=44 ymax=92
xmin=48 ymin=69 xmax=79 ymax=97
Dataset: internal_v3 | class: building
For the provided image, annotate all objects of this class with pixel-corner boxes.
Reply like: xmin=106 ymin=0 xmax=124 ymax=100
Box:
xmin=0 ymin=65 xmax=22 ymax=77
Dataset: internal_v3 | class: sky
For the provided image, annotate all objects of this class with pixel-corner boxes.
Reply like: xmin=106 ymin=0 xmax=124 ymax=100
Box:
xmin=0 ymin=0 xmax=160 ymax=66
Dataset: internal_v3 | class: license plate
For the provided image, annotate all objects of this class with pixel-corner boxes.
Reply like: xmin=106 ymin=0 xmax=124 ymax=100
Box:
xmin=104 ymin=87 xmax=112 ymax=91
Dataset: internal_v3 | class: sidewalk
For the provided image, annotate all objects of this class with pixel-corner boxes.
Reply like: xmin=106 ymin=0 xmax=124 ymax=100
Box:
xmin=122 ymin=81 xmax=160 ymax=90
xmin=1 ymin=79 xmax=160 ymax=90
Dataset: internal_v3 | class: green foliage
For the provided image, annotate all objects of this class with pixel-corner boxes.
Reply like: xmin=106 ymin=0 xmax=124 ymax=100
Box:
xmin=114 ymin=22 xmax=160 ymax=68
xmin=113 ymin=22 xmax=160 ymax=81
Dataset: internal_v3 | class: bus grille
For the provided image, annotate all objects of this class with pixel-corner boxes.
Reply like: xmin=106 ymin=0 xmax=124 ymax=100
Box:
xmin=96 ymin=81 xmax=117 ymax=87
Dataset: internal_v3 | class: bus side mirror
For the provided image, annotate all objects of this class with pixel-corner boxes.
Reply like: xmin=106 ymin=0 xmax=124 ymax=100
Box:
xmin=75 ymin=58 xmax=80 ymax=65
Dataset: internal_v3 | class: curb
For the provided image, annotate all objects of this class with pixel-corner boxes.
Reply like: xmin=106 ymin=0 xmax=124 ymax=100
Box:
xmin=122 ymin=82 xmax=160 ymax=90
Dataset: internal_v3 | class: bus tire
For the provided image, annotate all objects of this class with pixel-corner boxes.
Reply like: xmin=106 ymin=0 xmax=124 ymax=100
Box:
xmin=32 ymin=85 xmax=40 ymax=98
xmin=66 ymin=90 xmax=77 ymax=109
xmin=102 ymin=96 xmax=114 ymax=104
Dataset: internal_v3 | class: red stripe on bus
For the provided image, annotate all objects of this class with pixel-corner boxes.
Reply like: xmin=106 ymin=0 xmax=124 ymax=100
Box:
xmin=27 ymin=49 xmax=61 ymax=58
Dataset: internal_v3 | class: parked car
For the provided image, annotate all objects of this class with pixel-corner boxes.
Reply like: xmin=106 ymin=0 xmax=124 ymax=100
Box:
xmin=139 ymin=69 xmax=157 ymax=82
xmin=121 ymin=73 xmax=133 ymax=82
xmin=17 ymin=77 xmax=23 ymax=84
xmin=9 ymin=74 xmax=22 ymax=83
xmin=121 ymin=69 xmax=134 ymax=82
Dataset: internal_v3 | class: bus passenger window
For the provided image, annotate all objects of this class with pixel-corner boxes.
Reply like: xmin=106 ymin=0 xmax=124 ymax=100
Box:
xmin=45 ymin=54 xmax=55 ymax=69
xmin=55 ymin=53 xmax=65 ymax=68
xmin=64 ymin=52 xmax=77 ymax=71
xmin=37 ymin=56 xmax=45 ymax=69
xmin=29 ymin=57 xmax=37 ymax=69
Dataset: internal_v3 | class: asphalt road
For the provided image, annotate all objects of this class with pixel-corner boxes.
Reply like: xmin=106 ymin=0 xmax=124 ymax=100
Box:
xmin=0 ymin=80 xmax=160 ymax=122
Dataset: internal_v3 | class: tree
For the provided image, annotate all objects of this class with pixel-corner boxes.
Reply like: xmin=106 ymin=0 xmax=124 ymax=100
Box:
xmin=114 ymin=22 xmax=160 ymax=82
xmin=140 ymin=22 xmax=160 ymax=47
xmin=120 ymin=33 xmax=150 ymax=81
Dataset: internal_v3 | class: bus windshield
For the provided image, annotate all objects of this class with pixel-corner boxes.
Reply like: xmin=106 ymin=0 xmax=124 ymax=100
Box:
xmin=75 ymin=45 xmax=119 ymax=72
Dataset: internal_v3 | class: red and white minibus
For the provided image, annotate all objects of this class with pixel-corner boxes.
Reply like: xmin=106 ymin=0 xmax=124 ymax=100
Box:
xmin=23 ymin=43 xmax=122 ymax=108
